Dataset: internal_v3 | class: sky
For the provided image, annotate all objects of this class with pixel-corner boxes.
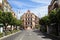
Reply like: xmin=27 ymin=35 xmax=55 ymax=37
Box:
xmin=7 ymin=0 xmax=51 ymax=19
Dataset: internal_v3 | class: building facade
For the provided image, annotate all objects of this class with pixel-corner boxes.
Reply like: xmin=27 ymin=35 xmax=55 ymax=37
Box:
xmin=2 ymin=0 xmax=11 ymax=12
xmin=21 ymin=10 xmax=39 ymax=29
xmin=48 ymin=0 xmax=60 ymax=14
xmin=48 ymin=0 xmax=60 ymax=36
xmin=0 ymin=0 xmax=16 ymax=18
xmin=0 ymin=0 xmax=17 ymax=32
xmin=0 ymin=0 xmax=3 ymax=11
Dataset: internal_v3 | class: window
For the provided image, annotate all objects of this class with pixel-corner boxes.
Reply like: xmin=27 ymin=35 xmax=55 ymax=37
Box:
xmin=26 ymin=22 xmax=27 ymax=25
xmin=27 ymin=14 xmax=29 ymax=17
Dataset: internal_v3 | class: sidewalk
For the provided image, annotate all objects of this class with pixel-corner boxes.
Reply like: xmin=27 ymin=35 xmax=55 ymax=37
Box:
xmin=47 ymin=34 xmax=60 ymax=40
xmin=40 ymin=32 xmax=60 ymax=40
xmin=33 ymin=30 xmax=60 ymax=40
xmin=0 ymin=31 xmax=20 ymax=40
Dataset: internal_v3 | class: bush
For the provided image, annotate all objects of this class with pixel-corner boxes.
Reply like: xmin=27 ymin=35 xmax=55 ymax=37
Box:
xmin=0 ymin=33 xmax=3 ymax=38
xmin=5 ymin=31 xmax=11 ymax=35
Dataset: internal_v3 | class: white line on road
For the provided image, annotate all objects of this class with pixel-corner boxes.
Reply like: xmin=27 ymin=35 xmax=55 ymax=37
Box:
xmin=20 ymin=34 xmax=25 ymax=40
xmin=43 ymin=39 xmax=52 ymax=40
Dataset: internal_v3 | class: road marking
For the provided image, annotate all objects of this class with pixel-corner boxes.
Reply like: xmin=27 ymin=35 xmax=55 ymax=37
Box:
xmin=43 ymin=39 xmax=52 ymax=40
xmin=29 ymin=33 xmax=32 ymax=36
xmin=20 ymin=34 xmax=25 ymax=40
xmin=43 ymin=39 xmax=45 ymax=40
xmin=38 ymin=36 xmax=41 ymax=37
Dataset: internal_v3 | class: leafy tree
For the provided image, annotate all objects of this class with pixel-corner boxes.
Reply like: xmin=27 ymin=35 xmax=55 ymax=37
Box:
xmin=49 ymin=10 xmax=57 ymax=24
xmin=0 ymin=12 xmax=14 ymax=31
xmin=40 ymin=16 xmax=50 ymax=26
xmin=49 ymin=9 xmax=59 ymax=36
xmin=56 ymin=8 xmax=60 ymax=23
xmin=56 ymin=8 xmax=60 ymax=35
xmin=39 ymin=16 xmax=50 ymax=32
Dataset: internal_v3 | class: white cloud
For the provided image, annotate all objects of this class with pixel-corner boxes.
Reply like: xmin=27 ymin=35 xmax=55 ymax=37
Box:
xmin=0 ymin=0 xmax=2 ymax=3
xmin=30 ymin=0 xmax=51 ymax=4
xmin=8 ymin=0 xmax=36 ymax=8
xmin=14 ymin=6 xmax=48 ymax=18
xmin=8 ymin=0 xmax=51 ymax=19
xmin=30 ymin=6 xmax=48 ymax=18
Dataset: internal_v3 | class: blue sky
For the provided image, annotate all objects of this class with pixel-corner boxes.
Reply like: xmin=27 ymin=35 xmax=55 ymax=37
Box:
xmin=8 ymin=0 xmax=51 ymax=19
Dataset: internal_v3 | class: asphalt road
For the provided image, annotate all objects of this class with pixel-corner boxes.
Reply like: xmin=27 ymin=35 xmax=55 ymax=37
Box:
xmin=1 ymin=30 xmax=55 ymax=40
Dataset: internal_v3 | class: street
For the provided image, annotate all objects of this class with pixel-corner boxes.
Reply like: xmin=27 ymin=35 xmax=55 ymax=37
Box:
xmin=1 ymin=29 xmax=56 ymax=40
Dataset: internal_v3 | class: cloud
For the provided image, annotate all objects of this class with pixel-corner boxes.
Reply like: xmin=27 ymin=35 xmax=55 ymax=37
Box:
xmin=8 ymin=0 xmax=51 ymax=19
xmin=8 ymin=0 xmax=38 ymax=9
xmin=0 ymin=0 xmax=2 ymax=3
xmin=30 ymin=0 xmax=51 ymax=5
xmin=30 ymin=6 xmax=48 ymax=18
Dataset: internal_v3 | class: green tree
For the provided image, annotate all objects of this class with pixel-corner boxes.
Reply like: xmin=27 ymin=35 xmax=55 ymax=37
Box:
xmin=56 ymin=8 xmax=60 ymax=36
xmin=49 ymin=10 xmax=59 ymax=36
xmin=39 ymin=16 xmax=50 ymax=32
xmin=49 ymin=10 xmax=57 ymax=24
xmin=0 ymin=12 xmax=14 ymax=31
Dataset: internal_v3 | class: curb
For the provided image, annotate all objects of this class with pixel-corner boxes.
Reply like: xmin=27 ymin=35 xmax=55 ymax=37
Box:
xmin=0 ymin=31 xmax=20 ymax=40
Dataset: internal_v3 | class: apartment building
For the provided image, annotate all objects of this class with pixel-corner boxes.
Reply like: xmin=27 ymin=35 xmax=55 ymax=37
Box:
xmin=0 ymin=0 xmax=16 ymax=18
xmin=2 ymin=0 xmax=11 ymax=12
xmin=48 ymin=0 xmax=60 ymax=14
xmin=48 ymin=0 xmax=60 ymax=36
xmin=21 ymin=10 xmax=39 ymax=29
xmin=11 ymin=11 xmax=17 ymax=18
xmin=0 ymin=0 xmax=3 ymax=11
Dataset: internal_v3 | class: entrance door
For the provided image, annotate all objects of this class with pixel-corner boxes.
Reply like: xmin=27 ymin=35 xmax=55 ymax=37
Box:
xmin=27 ymin=27 xmax=32 ymax=30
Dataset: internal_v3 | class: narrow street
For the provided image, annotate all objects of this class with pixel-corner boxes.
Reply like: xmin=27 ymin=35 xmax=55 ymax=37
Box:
xmin=1 ymin=29 xmax=57 ymax=40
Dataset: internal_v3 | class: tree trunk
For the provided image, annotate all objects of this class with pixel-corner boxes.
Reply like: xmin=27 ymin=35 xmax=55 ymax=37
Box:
xmin=47 ymin=25 xmax=49 ymax=34
xmin=10 ymin=25 xmax=13 ymax=33
xmin=16 ymin=25 xmax=17 ymax=30
xmin=3 ymin=23 xmax=7 ymax=35
xmin=11 ymin=25 xmax=13 ymax=31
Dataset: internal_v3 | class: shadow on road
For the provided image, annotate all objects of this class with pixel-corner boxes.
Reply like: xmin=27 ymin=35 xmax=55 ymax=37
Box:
xmin=33 ymin=30 xmax=59 ymax=40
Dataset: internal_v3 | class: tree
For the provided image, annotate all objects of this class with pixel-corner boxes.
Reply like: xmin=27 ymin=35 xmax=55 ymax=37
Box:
xmin=0 ymin=12 xmax=14 ymax=31
xmin=49 ymin=10 xmax=59 ymax=36
xmin=49 ymin=10 xmax=57 ymax=24
xmin=0 ymin=11 xmax=3 ymax=23
xmin=56 ymin=8 xmax=60 ymax=36
xmin=56 ymin=8 xmax=60 ymax=23
xmin=39 ymin=16 xmax=50 ymax=32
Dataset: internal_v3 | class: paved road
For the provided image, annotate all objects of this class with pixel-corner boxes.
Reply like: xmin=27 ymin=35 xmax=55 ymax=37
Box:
xmin=1 ymin=30 xmax=56 ymax=40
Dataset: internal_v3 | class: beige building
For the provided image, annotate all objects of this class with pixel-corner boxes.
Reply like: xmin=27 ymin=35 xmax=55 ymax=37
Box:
xmin=0 ymin=0 xmax=3 ymax=11
xmin=11 ymin=11 xmax=17 ymax=18
xmin=2 ymin=0 xmax=12 ymax=12
xmin=0 ymin=0 xmax=16 ymax=18
xmin=21 ymin=10 xmax=39 ymax=29
xmin=0 ymin=3 xmax=2 ymax=11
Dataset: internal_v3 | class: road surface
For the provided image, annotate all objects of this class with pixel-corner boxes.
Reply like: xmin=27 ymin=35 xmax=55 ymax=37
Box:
xmin=1 ymin=30 xmax=56 ymax=40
